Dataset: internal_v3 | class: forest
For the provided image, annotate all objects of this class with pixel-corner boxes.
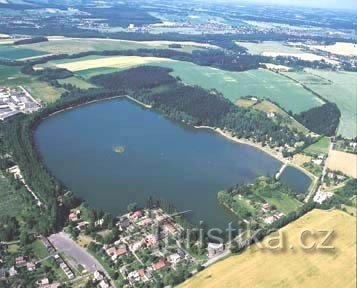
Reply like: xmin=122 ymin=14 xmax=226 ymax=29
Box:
xmin=91 ymin=66 xmax=177 ymax=90
xmin=13 ymin=36 xmax=48 ymax=45
xmin=295 ymin=103 xmax=341 ymax=136
xmin=89 ymin=66 xmax=308 ymax=150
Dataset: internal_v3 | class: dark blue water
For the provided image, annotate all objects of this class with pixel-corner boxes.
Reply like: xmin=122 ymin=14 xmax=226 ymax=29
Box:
xmin=280 ymin=166 xmax=312 ymax=195
xmin=35 ymin=99 xmax=308 ymax=229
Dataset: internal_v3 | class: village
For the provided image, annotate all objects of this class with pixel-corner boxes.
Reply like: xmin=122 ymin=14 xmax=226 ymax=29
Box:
xmin=65 ymin=206 xmax=213 ymax=287
xmin=0 ymin=204 xmax=223 ymax=288
xmin=0 ymin=86 xmax=42 ymax=121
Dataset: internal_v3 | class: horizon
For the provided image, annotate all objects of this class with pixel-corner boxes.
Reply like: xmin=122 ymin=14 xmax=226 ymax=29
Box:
xmin=205 ymin=0 xmax=357 ymax=11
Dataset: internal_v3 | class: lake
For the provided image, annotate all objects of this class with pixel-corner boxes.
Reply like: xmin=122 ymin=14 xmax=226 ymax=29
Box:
xmin=35 ymin=99 xmax=310 ymax=229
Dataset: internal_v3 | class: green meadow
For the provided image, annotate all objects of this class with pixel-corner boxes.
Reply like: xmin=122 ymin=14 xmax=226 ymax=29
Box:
xmin=304 ymin=136 xmax=330 ymax=155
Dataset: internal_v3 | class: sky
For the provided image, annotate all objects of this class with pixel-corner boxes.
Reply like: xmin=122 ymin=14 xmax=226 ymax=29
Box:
xmin=222 ymin=0 xmax=357 ymax=11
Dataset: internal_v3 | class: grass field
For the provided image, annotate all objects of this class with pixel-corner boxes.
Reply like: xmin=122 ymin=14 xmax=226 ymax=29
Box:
xmin=180 ymin=209 xmax=356 ymax=288
xmin=0 ymin=45 xmax=47 ymax=60
xmin=50 ymin=56 xmax=324 ymax=114
xmin=58 ymin=76 xmax=97 ymax=90
xmin=282 ymin=69 xmax=357 ymax=138
xmin=0 ymin=171 xmax=25 ymax=218
xmin=24 ymin=81 xmax=65 ymax=103
xmin=258 ymin=190 xmax=303 ymax=214
xmin=0 ymin=65 xmax=33 ymax=86
xmin=327 ymin=150 xmax=357 ymax=178
xmin=0 ymin=64 xmax=64 ymax=103
xmin=24 ymin=37 xmax=217 ymax=55
xmin=304 ymin=137 xmax=330 ymax=155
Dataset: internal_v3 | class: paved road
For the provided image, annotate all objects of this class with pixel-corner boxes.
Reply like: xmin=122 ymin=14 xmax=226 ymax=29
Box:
xmin=203 ymin=249 xmax=231 ymax=267
xmin=49 ymin=232 xmax=107 ymax=275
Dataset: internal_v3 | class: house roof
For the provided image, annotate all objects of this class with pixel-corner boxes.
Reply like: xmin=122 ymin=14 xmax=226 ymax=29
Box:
xmin=152 ymin=259 xmax=166 ymax=270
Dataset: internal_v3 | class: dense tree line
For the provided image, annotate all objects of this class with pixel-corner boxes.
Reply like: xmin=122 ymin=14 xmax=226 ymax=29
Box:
xmin=295 ymin=103 xmax=340 ymax=136
xmin=13 ymin=36 xmax=48 ymax=45
xmin=21 ymin=65 xmax=73 ymax=81
xmin=90 ymin=66 xmax=309 ymax=149
xmin=91 ymin=66 xmax=177 ymax=90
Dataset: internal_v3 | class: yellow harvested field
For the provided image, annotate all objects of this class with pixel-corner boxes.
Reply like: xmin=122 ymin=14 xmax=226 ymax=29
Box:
xmin=56 ymin=56 xmax=174 ymax=72
xmin=235 ymin=98 xmax=257 ymax=108
xmin=262 ymin=52 xmax=339 ymax=65
xmin=327 ymin=150 xmax=357 ymax=178
xmin=180 ymin=209 xmax=356 ymax=288
xmin=310 ymin=42 xmax=357 ymax=57
xmin=292 ymin=154 xmax=312 ymax=166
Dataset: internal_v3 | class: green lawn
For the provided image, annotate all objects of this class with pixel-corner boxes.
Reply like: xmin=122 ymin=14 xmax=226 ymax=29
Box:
xmin=31 ymin=240 xmax=50 ymax=259
xmin=304 ymin=137 xmax=330 ymax=155
xmin=257 ymin=191 xmax=303 ymax=214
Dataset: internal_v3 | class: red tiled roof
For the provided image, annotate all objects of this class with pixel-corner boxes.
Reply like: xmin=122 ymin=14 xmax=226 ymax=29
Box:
xmin=153 ymin=259 xmax=166 ymax=270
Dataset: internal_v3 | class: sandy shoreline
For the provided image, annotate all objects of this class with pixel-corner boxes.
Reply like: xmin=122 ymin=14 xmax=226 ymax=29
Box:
xmin=194 ymin=125 xmax=287 ymax=164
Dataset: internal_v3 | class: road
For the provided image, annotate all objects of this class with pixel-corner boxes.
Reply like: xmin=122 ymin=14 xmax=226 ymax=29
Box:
xmin=49 ymin=232 xmax=108 ymax=275
xmin=203 ymin=249 xmax=231 ymax=267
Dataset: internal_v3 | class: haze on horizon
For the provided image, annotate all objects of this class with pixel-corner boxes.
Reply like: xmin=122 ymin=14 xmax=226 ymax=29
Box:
xmin=208 ymin=0 xmax=357 ymax=11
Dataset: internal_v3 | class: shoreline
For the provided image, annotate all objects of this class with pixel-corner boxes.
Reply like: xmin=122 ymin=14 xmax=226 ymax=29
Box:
xmin=43 ymin=94 xmax=315 ymax=196
xmin=47 ymin=94 xmax=151 ymax=118
xmin=194 ymin=125 xmax=287 ymax=164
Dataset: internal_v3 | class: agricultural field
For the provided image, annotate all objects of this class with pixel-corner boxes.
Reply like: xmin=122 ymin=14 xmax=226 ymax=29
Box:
xmin=52 ymin=56 xmax=324 ymax=114
xmin=304 ymin=137 xmax=330 ymax=155
xmin=308 ymin=42 xmax=357 ymax=57
xmin=180 ymin=209 xmax=356 ymax=288
xmin=0 ymin=44 xmax=47 ymax=60
xmin=282 ymin=69 xmax=357 ymax=138
xmin=0 ymin=171 xmax=25 ymax=218
xmin=236 ymin=41 xmax=305 ymax=55
xmin=23 ymin=37 xmax=218 ymax=55
xmin=0 ymin=64 xmax=64 ymax=103
xmin=236 ymin=41 xmax=336 ymax=64
xmin=24 ymin=81 xmax=65 ymax=103
xmin=0 ymin=64 xmax=32 ymax=86
xmin=47 ymin=55 xmax=174 ymax=72
xmin=327 ymin=150 xmax=357 ymax=178
xmin=156 ymin=62 xmax=324 ymax=113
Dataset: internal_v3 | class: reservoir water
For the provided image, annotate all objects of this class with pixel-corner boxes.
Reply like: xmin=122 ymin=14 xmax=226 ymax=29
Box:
xmin=35 ymin=99 xmax=310 ymax=229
